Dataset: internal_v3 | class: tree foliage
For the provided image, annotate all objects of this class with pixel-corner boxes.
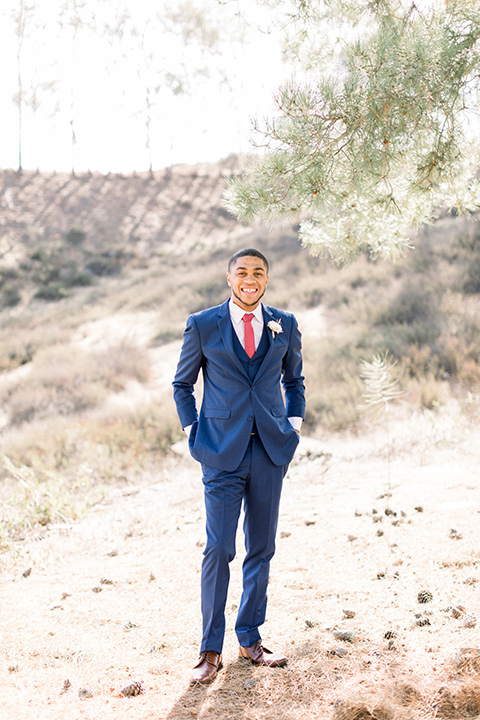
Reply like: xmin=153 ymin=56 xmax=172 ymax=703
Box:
xmin=225 ymin=0 xmax=480 ymax=261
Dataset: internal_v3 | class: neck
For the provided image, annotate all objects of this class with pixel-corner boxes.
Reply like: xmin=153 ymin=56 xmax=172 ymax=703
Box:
xmin=231 ymin=296 xmax=261 ymax=312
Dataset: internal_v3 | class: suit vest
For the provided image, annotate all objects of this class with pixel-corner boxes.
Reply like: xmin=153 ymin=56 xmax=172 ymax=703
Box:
xmin=231 ymin=322 xmax=270 ymax=381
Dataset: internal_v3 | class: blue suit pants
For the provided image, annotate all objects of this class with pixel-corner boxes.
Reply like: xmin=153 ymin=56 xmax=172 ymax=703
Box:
xmin=200 ymin=433 xmax=288 ymax=653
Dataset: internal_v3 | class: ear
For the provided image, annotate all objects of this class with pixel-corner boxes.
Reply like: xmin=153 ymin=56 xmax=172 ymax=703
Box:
xmin=226 ymin=272 xmax=231 ymax=288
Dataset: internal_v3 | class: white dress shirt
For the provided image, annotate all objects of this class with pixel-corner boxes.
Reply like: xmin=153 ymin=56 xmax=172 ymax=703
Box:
xmin=183 ymin=299 xmax=302 ymax=435
xmin=229 ymin=297 xmax=264 ymax=351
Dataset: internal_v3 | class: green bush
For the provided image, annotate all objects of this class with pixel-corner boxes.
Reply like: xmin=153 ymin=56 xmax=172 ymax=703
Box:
xmin=34 ymin=282 xmax=69 ymax=302
xmin=0 ymin=283 xmax=21 ymax=308
xmin=66 ymin=227 xmax=86 ymax=246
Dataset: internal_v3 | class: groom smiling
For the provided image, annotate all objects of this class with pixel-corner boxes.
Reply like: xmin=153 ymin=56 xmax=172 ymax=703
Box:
xmin=173 ymin=248 xmax=306 ymax=684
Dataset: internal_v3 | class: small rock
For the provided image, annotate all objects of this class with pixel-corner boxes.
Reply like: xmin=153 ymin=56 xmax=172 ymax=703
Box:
xmin=449 ymin=528 xmax=462 ymax=540
xmin=107 ymin=550 xmax=118 ymax=557
xmin=304 ymin=619 xmax=315 ymax=629
xmin=22 ymin=568 xmax=32 ymax=578
xmin=333 ymin=630 xmax=356 ymax=643
xmin=91 ymin=586 xmax=102 ymax=593
xmin=385 ymin=508 xmax=397 ymax=517
xmin=327 ymin=647 xmax=348 ymax=658
xmin=463 ymin=614 xmax=477 ymax=628
xmin=463 ymin=577 xmax=478 ymax=585
xmin=149 ymin=572 xmax=156 ymax=582
xmin=123 ymin=620 xmax=138 ymax=631
xmin=8 ymin=665 xmax=19 ymax=673
xmin=305 ymin=519 xmax=316 ymax=526
xmin=347 ymin=535 xmax=357 ymax=542
xmin=384 ymin=630 xmax=397 ymax=639
xmin=342 ymin=610 xmax=356 ymax=619
xmin=100 ymin=578 xmax=114 ymax=585
xmin=451 ymin=605 xmax=466 ymax=619
xmin=78 ymin=687 xmax=94 ymax=699
xmin=414 ymin=506 xmax=423 ymax=513
xmin=280 ymin=531 xmax=291 ymax=538
xmin=417 ymin=590 xmax=433 ymax=604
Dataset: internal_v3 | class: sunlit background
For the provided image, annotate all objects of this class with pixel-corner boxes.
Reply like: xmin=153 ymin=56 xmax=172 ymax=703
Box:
xmin=0 ymin=0 xmax=289 ymax=173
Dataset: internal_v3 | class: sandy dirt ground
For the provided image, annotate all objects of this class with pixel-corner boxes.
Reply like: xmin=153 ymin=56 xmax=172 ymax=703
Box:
xmin=1 ymin=401 xmax=480 ymax=720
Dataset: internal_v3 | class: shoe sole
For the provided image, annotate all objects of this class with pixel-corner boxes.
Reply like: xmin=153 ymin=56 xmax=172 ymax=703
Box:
xmin=238 ymin=656 xmax=287 ymax=668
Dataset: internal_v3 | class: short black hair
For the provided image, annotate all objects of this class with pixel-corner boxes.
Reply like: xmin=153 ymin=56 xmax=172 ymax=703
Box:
xmin=228 ymin=248 xmax=269 ymax=273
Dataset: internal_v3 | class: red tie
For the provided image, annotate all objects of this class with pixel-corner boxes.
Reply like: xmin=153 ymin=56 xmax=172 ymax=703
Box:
xmin=242 ymin=313 xmax=255 ymax=358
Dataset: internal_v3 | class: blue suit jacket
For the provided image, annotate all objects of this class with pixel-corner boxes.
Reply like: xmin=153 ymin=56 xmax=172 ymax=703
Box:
xmin=173 ymin=299 xmax=306 ymax=471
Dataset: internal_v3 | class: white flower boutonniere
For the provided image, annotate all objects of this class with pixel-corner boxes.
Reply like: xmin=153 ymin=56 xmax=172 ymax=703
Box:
xmin=267 ymin=319 xmax=283 ymax=339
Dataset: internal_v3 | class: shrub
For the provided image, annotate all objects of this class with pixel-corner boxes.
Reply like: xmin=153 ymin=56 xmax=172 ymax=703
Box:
xmin=66 ymin=227 xmax=86 ymax=246
xmin=85 ymin=251 xmax=128 ymax=276
xmin=2 ymin=341 xmax=151 ymax=426
xmin=0 ymin=283 xmax=21 ymax=308
xmin=33 ymin=282 xmax=69 ymax=302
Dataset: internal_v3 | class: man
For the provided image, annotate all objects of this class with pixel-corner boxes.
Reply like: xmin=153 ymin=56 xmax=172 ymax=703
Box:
xmin=173 ymin=248 xmax=306 ymax=684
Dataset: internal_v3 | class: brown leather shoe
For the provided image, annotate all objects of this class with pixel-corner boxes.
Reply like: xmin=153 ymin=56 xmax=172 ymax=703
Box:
xmin=190 ymin=651 xmax=223 ymax=684
xmin=238 ymin=641 xmax=287 ymax=667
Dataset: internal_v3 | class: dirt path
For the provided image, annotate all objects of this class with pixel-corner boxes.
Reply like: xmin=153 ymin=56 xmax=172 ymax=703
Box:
xmin=1 ymin=403 xmax=480 ymax=719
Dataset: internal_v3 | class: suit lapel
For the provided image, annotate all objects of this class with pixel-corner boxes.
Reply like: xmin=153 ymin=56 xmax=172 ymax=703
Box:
xmin=217 ymin=301 xmax=250 ymax=378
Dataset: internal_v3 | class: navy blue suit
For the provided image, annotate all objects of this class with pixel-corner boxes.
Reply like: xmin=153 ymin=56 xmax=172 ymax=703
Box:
xmin=173 ymin=299 xmax=305 ymax=652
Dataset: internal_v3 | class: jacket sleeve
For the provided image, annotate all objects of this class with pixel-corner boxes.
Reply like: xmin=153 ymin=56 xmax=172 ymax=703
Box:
xmin=282 ymin=315 xmax=306 ymax=420
xmin=172 ymin=315 xmax=203 ymax=429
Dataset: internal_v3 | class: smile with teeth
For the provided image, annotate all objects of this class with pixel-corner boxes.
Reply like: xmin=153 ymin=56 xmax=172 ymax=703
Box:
xmin=242 ymin=288 xmax=257 ymax=294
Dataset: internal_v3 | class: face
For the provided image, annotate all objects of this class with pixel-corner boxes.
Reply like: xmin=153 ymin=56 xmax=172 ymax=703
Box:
xmin=227 ymin=255 xmax=269 ymax=311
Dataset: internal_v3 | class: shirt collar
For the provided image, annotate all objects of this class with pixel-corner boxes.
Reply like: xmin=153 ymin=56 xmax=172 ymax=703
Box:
xmin=229 ymin=298 xmax=264 ymax=324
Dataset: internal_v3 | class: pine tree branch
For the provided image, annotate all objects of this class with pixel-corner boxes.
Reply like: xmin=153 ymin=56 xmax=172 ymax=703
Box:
xmin=225 ymin=0 xmax=480 ymax=260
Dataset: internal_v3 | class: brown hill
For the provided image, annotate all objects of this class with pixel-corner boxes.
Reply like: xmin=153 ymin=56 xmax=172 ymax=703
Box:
xmin=0 ymin=156 xmax=253 ymax=269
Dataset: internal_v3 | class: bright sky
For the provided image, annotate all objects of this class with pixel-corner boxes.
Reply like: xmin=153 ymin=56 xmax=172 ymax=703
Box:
xmin=0 ymin=0 xmax=290 ymax=173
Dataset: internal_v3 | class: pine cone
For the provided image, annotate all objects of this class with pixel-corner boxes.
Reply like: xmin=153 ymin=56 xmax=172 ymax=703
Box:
xmin=417 ymin=590 xmax=433 ymax=604
xmin=121 ymin=680 xmax=145 ymax=697
xmin=415 ymin=616 xmax=431 ymax=627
